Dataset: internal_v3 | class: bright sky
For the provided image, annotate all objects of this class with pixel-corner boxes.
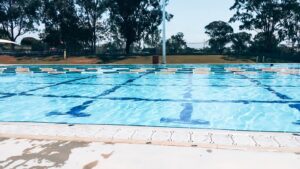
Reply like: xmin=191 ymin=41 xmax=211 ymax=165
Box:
xmin=19 ymin=0 xmax=241 ymax=47
xmin=166 ymin=0 xmax=240 ymax=47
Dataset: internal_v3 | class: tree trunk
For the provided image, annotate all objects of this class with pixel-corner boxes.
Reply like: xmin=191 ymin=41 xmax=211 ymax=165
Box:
xmin=9 ymin=30 xmax=15 ymax=51
xmin=92 ymin=35 xmax=96 ymax=55
xmin=10 ymin=44 xmax=15 ymax=51
xmin=92 ymin=19 xmax=97 ymax=55
xmin=125 ymin=41 xmax=131 ymax=55
xmin=10 ymin=38 xmax=15 ymax=50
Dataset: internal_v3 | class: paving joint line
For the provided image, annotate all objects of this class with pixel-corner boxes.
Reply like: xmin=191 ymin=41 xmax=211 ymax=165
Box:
xmin=272 ymin=136 xmax=282 ymax=147
xmin=168 ymin=131 xmax=175 ymax=142
xmin=229 ymin=134 xmax=237 ymax=146
xmin=208 ymin=133 xmax=214 ymax=144
xmin=250 ymin=135 xmax=260 ymax=147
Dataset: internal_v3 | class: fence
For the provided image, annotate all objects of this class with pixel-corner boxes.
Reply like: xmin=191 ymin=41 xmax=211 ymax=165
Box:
xmin=0 ymin=47 xmax=300 ymax=63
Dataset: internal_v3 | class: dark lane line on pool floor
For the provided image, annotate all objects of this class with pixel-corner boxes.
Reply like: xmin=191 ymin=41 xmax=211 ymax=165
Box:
xmin=46 ymin=72 xmax=153 ymax=118
xmin=2 ymin=91 xmax=300 ymax=105
xmin=289 ymin=104 xmax=300 ymax=126
xmin=242 ymin=74 xmax=300 ymax=127
xmin=160 ymin=74 xmax=210 ymax=125
xmin=95 ymin=71 xmax=154 ymax=98
xmin=5 ymin=72 xmax=300 ymax=80
xmin=0 ymin=75 xmax=97 ymax=100
xmin=0 ymin=93 xmax=16 ymax=99
xmin=102 ymin=97 xmax=300 ymax=104
xmin=160 ymin=103 xmax=210 ymax=125
xmin=21 ymin=82 xmax=300 ymax=88
xmin=46 ymin=100 xmax=93 ymax=117
xmin=20 ymin=75 xmax=97 ymax=94
xmin=238 ymin=74 xmax=292 ymax=100
xmin=144 ymin=77 xmax=300 ymax=80
xmin=239 ymin=74 xmax=300 ymax=126
xmin=290 ymin=104 xmax=300 ymax=111
xmin=293 ymin=120 xmax=300 ymax=125
xmin=0 ymin=76 xmax=93 ymax=99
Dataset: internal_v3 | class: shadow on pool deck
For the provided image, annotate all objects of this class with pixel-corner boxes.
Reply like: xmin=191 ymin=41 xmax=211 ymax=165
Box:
xmin=0 ymin=140 xmax=89 ymax=169
xmin=1 ymin=137 xmax=300 ymax=169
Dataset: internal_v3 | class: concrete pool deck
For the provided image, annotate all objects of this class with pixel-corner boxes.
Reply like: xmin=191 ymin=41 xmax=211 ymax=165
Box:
xmin=0 ymin=123 xmax=299 ymax=152
xmin=0 ymin=123 xmax=300 ymax=168
xmin=0 ymin=138 xmax=300 ymax=169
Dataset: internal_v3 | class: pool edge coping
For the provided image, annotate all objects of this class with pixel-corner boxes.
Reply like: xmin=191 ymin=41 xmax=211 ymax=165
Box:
xmin=0 ymin=122 xmax=299 ymax=153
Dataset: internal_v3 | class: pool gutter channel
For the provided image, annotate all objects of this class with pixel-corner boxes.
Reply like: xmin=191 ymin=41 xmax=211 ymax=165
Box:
xmin=0 ymin=122 xmax=299 ymax=153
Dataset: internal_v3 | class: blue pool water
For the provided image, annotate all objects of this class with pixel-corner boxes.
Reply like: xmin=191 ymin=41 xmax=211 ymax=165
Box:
xmin=0 ymin=64 xmax=300 ymax=132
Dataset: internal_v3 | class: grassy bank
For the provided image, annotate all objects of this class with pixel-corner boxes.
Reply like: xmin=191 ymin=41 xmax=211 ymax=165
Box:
xmin=0 ymin=55 xmax=259 ymax=64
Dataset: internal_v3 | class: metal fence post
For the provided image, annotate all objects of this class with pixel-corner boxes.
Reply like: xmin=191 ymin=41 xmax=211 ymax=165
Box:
xmin=64 ymin=49 xmax=67 ymax=60
xmin=162 ymin=0 xmax=167 ymax=64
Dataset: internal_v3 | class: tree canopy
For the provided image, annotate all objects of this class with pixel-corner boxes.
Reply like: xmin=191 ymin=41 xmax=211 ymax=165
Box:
xmin=21 ymin=37 xmax=45 ymax=51
xmin=77 ymin=0 xmax=108 ymax=53
xmin=230 ymin=0 xmax=300 ymax=53
xmin=0 ymin=0 xmax=299 ymax=59
xmin=0 ymin=0 xmax=41 ymax=42
xmin=107 ymin=0 xmax=170 ymax=54
xmin=40 ymin=0 xmax=84 ymax=51
xmin=231 ymin=32 xmax=252 ymax=54
xmin=205 ymin=21 xmax=234 ymax=53
xmin=166 ymin=32 xmax=187 ymax=54
xmin=280 ymin=0 xmax=300 ymax=50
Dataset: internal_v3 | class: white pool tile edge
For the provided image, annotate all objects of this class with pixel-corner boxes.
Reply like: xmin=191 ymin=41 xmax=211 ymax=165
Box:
xmin=0 ymin=122 xmax=299 ymax=153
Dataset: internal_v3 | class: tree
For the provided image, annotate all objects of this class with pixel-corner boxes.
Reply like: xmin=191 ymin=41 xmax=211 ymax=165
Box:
xmin=250 ymin=32 xmax=280 ymax=53
xmin=166 ymin=32 xmax=187 ymax=54
xmin=41 ymin=0 xmax=86 ymax=51
xmin=229 ymin=0 xmax=284 ymax=53
xmin=143 ymin=29 xmax=161 ymax=55
xmin=21 ymin=37 xmax=46 ymax=51
xmin=0 ymin=0 xmax=41 ymax=42
xmin=21 ymin=37 xmax=38 ymax=45
xmin=144 ymin=29 xmax=161 ymax=49
xmin=100 ymin=41 xmax=124 ymax=54
xmin=107 ymin=0 xmax=172 ymax=55
xmin=231 ymin=32 xmax=252 ymax=54
xmin=205 ymin=21 xmax=233 ymax=53
xmin=280 ymin=0 xmax=300 ymax=51
xmin=0 ymin=29 xmax=8 ymax=39
xmin=77 ymin=0 xmax=108 ymax=54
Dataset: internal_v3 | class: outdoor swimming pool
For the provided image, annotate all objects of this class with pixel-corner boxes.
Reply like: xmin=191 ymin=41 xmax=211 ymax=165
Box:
xmin=0 ymin=64 xmax=299 ymax=133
